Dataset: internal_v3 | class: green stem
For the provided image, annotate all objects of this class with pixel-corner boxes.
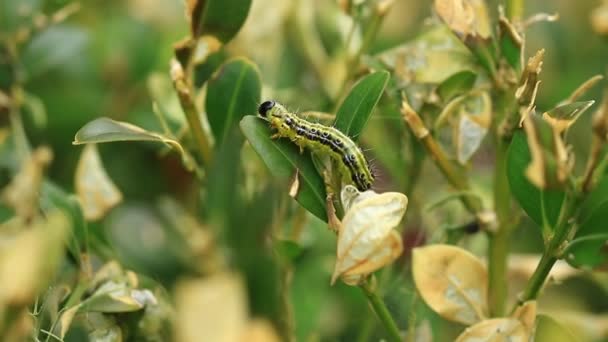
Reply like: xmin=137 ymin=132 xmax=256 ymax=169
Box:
xmin=171 ymin=60 xmax=213 ymax=166
xmin=506 ymin=0 xmax=524 ymax=22
xmin=516 ymin=192 xmax=578 ymax=307
xmin=488 ymin=140 xmax=513 ymax=316
xmin=334 ymin=4 xmax=388 ymax=107
xmin=359 ymin=280 xmax=402 ymax=342
xmin=517 ymin=251 xmax=556 ymax=306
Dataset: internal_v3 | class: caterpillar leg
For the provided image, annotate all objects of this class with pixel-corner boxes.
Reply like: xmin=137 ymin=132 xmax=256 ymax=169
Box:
xmin=270 ymin=132 xmax=281 ymax=139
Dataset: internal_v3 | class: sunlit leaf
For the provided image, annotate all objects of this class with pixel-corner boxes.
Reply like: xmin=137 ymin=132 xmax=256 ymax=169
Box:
xmin=240 ymin=116 xmax=327 ymax=221
xmin=205 ymin=58 xmax=261 ymax=145
xmin=75 ymin=144 xmax=123 ymax=221
xmin=334 ymin=71 xmax=389 ymax=139
xmin=412 ymin=244 xmax=488 ymax=325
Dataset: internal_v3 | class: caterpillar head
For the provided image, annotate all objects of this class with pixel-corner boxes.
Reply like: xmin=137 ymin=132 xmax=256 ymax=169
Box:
xmin=258 ymin=100 xmax=288 ymax=120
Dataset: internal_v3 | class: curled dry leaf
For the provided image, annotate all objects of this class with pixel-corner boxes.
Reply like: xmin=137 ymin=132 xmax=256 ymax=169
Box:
xmin=434 ymin=0 xmax=491 ymax=38
xmin=332 ymin=185 xmax=407 ymax=285
xmin=412 ymin=244 xmax=488 ymax=325
xmin=76 ymin=144 xmax=123 ymax=221
xmin=174 ymin=273 xmax=248 ymax=342
xmin=1 ymin=146 xmax=53 ymax=220
xmin=523 ymin=114 xmax=571 ymax=189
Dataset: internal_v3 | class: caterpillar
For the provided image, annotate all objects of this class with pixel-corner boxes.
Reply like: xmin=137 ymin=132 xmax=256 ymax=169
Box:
xmin=258 ymin=100 xmax=374 ymax=191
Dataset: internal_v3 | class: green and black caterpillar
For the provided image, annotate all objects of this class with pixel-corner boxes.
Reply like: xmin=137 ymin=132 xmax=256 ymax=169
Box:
xmin=258 ymin=100 xmax=374 ymax=191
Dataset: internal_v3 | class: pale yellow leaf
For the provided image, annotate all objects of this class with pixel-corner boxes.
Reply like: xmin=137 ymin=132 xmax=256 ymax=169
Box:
xmin=434 ymin=0 xmax=491 ymax=38
xmin=412 ymin=244 xmax=488 ymax=325
xmin=455 ymin=318 xmax=527 ymax=342
xmin=512 ymin=300 xmax=536 ymax=337
xmin=1 ymin=146 xmax=53 ymax=220
xmin=0 ymin=212 xmax=70 ymax=306
xmin=332 ymin=186 xmax=407 ymax=285
xmin=591 ymin=1 xmax=608 ymax=35
xmin=174 ymin=273 xmax=248 ymax=342
xmin=56 ymin=304 xmax=82 ymax=339
xmin=76 ymin=144 xmax=123 ymax=220
xmin=240 ymin=319 xmax=281 ymax=342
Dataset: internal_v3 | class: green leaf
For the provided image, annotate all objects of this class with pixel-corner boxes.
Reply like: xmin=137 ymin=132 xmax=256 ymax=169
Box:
xmin=577 ymin=175 xmax=608 ymax=228
xmin=205 ymin=57 xmax=261 ymax=145
xmin=188 ymin=0 xmax=252 ymax=43
xmin=507 ymin=131 xmax=565 ymax=229
xmin=40 ymin=182 xmax=88 ymax=263
xmin=565 ymin=234 xmax=608 ymax=269
xmin=565 ymin=174 xmax=608 ymax=269
xmin=498 ymin=15 xmax=523 ymax=72
xmin=436 ymin=70 xmax=477 ymax=102
xmin=274 ymin=240 xmax=304 ymax=263
xmin=534 ymin=314 xmax=580 ymax=342
xmin=334 ymin=71 xmax=389 ymax=139
xmin=73 ymin=117 xmax=195 ymax=170
xmin=240 ymin=116 xmax=327 ymax=221
xmin=22 ymin=25 xmax=88 ymax=80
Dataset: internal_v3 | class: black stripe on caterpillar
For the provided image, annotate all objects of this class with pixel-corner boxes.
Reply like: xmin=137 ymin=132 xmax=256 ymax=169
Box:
xmin=258 ymin=100 xmax=374 ymax=191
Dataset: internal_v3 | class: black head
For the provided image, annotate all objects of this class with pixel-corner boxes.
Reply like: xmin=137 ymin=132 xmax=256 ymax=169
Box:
xmin=258 ymin=100 xmax=276 ymax=117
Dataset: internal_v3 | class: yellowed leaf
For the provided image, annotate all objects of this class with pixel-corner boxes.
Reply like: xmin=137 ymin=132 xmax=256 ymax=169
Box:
xmin=1 ymin=146 xmax=53 ymax=220
xmin=240 ymin=319 xmax=281 ymax=342
xmin=0 ymin=212 xmax=70 ymax=306
xmin=76 ymin=144 xmax=123 ymax=220
xmin=434 ymin=0 xmax=491 ymax=38
xmin=332 ymin=186 xmax=407 ymax=285
xmin=412 ymin=244 xmax=488 ymax=325
xmin=512 ymin=300 xmax=536 ymax=337
xmin=591 ymin=0 xmax=608 ymax=36
xmin=174 ymin=273 xmax=248 ymax=342
xmin=455 ymin=318 xmax=527 ymax=342
xmin=56 ymin=304 xmax=82 ymax=339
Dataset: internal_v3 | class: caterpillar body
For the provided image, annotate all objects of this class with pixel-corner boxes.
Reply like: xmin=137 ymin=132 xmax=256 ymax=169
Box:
xmin=258 ymin=100 xmax=374 ymax=191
